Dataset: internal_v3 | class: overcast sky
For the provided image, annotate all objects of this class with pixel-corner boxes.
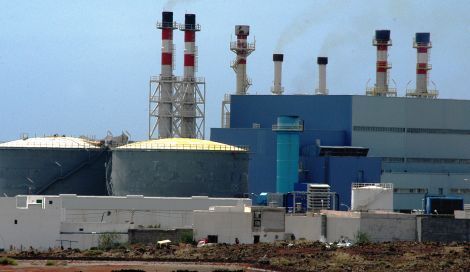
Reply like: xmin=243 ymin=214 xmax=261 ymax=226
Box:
xmin=1 ymin=0 xmax=469 ymax=141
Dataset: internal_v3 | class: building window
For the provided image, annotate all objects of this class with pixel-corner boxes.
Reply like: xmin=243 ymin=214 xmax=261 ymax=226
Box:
xmin=407 ymin=128 xmax=470 ymax=135
xmin=354 ymin=125 xmax=470 ymax=136
xmin=207 ymin=235 xmax=218 ymax=243
xmin=450 ymin=188 xmax=470 ymax=194
xmin=49 ymin=200 xmax=53 ymax=205
xmin=79 ymin=228 xmax=84 ymax=231
xmin=394 ymin=188 xmax=428 ymax=194
xmin=14 ymin=220 xmax=17 ymax=224
xmin=353 ymin=126 xmax=405 ymax=133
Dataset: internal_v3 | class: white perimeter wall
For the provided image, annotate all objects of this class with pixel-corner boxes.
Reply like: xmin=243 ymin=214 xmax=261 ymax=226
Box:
xmin=0 ymin=198 xmax=62 ymax=250
xmin=193 ymin=210 xmax=252 ymax=244
xmin=285 ymin=215 xmax=322 ymax=241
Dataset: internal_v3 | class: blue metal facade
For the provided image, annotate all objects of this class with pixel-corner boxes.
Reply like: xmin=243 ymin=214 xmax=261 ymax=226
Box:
xmin=229 ymin=95 xmax=353 ymax=143
xmin=212 ymin=95 xmax=382 ymax=208
xmin=212 ymin=94 xmax=470 ymax=210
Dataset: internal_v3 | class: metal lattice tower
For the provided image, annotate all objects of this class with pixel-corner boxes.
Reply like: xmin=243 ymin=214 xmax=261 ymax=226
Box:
xmin=149 ymin=12 xmax=205 ymax=140
xmin=150 ymin=11 xmax=178 ymax=139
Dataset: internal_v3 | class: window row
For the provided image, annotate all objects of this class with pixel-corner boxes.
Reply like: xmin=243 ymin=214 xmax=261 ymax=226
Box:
xmin=354 ymin=126 xmax=470 ymax=135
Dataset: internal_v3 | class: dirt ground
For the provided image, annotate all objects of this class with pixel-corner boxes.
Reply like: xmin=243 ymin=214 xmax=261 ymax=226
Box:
xmin=0 ymin=260 xmax=250 ymax=272
xmin=2 ymin=241 xmax=469 ymax=271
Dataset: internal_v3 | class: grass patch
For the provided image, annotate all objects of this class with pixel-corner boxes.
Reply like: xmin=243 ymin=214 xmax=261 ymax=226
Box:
xmin=0 ymin=257 xmax=17 ymax=266
xmin=45 ymin=260 xmax=56 ymax=266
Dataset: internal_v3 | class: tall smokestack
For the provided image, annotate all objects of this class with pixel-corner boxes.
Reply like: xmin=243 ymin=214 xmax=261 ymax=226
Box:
xmin=366 ymin=30 xmax=396 ymax=97
xmin=179 ymin=14 xmax=199 ymax=138
xmin=406 ymin=33 xmax=437 ymax=98
xmin=315 ymin=57 xmax=328 ymax=95
xmin=156 ymin=11 xmax=176 ymax=138
xmin=230 ymin=25 xmax=255 ymax=95
xmin=271 ymin=54 xmax=284 ymax=95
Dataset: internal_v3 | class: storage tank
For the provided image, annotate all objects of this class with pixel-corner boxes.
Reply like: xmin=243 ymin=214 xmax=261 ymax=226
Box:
xmin=351 ymin=183 xmax=393 ymax=211
xmin=0 ymin=136 xmax=108 ymax=196
xmin=109 ymin=138 xmax=249 ymax=197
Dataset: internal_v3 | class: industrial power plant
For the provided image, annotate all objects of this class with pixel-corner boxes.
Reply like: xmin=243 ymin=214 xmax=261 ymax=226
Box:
xmin=0 ymin=9 xmax=469 ymax=255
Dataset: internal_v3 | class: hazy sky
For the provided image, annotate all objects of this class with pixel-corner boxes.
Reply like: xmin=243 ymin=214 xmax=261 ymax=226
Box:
xmin=1 ymin=0 xmax=469 ymax=141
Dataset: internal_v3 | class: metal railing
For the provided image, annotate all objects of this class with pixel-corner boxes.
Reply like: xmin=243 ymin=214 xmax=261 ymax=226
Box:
xmin=272 ymin=124 xmax=304 ymax=132
xmin=365 ymin=87 xmax=397 ymax=97
xmin=352 ymin=183 xmax=393 ymax=189
xmin=229 ymin=41 xmax=256 ymax=51
xmin=150 ymin=75 xmax=205 ymax=84
xmin=117 ymin=142 xmax=249 ymax=152
xmin=0 ymin=140 xmax=101 ymax=149
xmin=405 ymin=88 xmax=438 ymax=99
xmin=156 ymin=21 xmax=178 ymax=29
xmin=178 ymin=23 xmax=201 ymax=31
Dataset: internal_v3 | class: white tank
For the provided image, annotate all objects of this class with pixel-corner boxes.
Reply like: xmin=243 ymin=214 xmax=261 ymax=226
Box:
xmin=351 ymin=183 xmax=393 ymax=211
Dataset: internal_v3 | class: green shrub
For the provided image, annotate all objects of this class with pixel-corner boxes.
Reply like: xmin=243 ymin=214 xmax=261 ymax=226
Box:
xmin=98 ymin=232 xmax=121 ymax=250
xmin=46 ymin=260 xmax=56 ymax=266
xmin=0 ymin=257 xmax=17 ymax=266
xmin=180 ymin=231 xmax=194 ymax=244
xmin=354 ymin=231 xmax=370 ymax=245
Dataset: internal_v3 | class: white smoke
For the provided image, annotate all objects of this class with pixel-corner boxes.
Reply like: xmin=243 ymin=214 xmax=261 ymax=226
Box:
xmin=275 ymin=3 xmax=323 ymax=53
xmin=164 ymin=0 xmax=197 ymax=10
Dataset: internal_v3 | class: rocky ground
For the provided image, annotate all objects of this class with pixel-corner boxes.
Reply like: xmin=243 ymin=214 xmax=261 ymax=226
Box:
xmin=1 ymin=241 xmax=469 ymax=271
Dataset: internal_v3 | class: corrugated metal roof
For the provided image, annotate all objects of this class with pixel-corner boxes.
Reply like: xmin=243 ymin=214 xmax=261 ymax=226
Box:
xmin=0 ymin=136 xmax=101 ymax=149
xmin=117 ymin=138 xmax=247 ymax=152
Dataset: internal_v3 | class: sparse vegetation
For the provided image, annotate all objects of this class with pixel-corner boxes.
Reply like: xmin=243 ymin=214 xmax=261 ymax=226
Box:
xmin=3 ymin=241 xmax=469 ymax=271
xmin=180 ymin=230 xmax=194 ymax=244
xmin=0 ymin=257 xmax=17 ymax=266
xmin=45 ymin=260 xmax=56 ymax=266
xmin=83 ymin=249 xmax=104 ymax=256
xmin=354 ymin=231 xmax=370 ymax=244
xmin=98 ymin=232 xmax=122 ymax=250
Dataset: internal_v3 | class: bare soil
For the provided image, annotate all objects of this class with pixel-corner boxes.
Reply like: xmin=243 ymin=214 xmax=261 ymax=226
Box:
xmin=2 ymin=241 xmax=469 ymax=271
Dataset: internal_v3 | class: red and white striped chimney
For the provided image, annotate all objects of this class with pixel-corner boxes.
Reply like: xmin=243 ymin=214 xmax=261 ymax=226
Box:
xmin=180 ymin=13 xmax=199 ymax=138
xmin=157 ymin=11 xmax=176 ymax=138
xmin=271 ymin=54 xmax=284 ymax=95
xmin=230 ymin=25 xmax=255 ymax=95
xmin=369 ymin=30 xmax=394 ymax=96
xmin=315 ymin=57 xmax=328 ymax=95
xmin=415 ymin=32 xmax=432 ymax=95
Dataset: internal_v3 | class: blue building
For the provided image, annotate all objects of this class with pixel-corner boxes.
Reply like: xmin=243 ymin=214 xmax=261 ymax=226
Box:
xmin=211 ymin=95 xmax=470 ymax=211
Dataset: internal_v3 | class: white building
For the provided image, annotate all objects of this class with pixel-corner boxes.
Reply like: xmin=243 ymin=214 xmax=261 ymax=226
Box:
xmin=0 ymin=194 xmax=251 ymax=250
xmin=193 ymin=206 xmax=286 ymax=244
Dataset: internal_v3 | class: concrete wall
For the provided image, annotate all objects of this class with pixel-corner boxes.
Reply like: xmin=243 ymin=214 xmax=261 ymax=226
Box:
xmin=0 ymin=195 xmax=252 ymax=251
xmin=0 ymin=197 xmax=62 ymax=251
xmin=128 ymin=228 xmax=193 ymax=244
xmin=60 ymin=222 xmax=129 ymax=250
xmin=417 ymin=216 xmax=470 ymax=242
xmin=193 ymin=207 xmax=253 ymax=244
xmin=285 ymin=215 xmax=322 ymax=241
xmin=360 ymin=213 xmax=416 ymax=242
xmin=325 ymin=212 xmax=360 ymax=242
